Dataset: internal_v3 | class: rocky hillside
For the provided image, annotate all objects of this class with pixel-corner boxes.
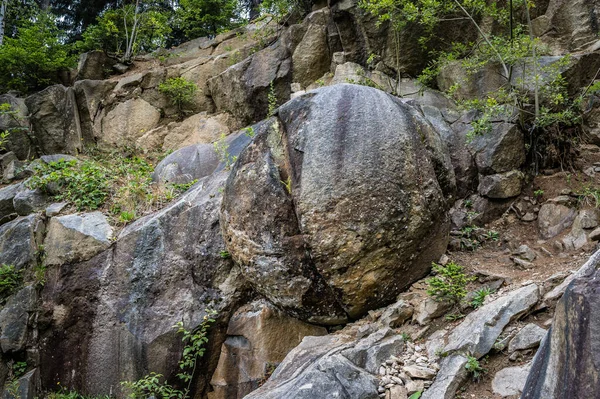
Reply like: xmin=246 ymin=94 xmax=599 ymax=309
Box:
xmin=1 ymin=0 xmax=600 ymax=399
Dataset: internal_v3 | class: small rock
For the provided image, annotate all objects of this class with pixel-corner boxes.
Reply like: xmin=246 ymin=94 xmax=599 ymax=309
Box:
xmin=438 ymin=254 xmax=449 ymax=266
xmin=389 ymin=385 xmax=408 ymax=399
xmin=578 ymin=209 xmax=599 ymax=229
xmin=522 ymin=212 xmax=537 ymax=222
xmin=513 ymin=257 xmax=534 ymax=269
xmin=508 ymin=324 xmax=547 ymax=352
xmin=403 ymin=365 xmax=436 ymax=380
xmin=405 ymin=380 xmax=425 ymax=395
xmin=589 ymin=227 xmax=600 ymax=241
xmin=515 ymin=245 xmax=537 ymax=261
xmin=45 ymin=202 xmax=68 ymax=217
xmin=413 ymin=298 xmax=452 ymax=325
xmin=492 ymin=364 xmax=531 ymax=397
xmin=538 ymin=203 xmax=576 ymax=239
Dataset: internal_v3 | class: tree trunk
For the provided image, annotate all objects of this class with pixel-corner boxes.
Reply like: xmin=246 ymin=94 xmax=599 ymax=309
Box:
xmin=0 ymin=0 xmax=7 ymax=47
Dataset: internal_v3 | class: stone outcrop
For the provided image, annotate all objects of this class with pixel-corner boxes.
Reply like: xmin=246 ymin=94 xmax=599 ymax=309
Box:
xmin=522 ymin=251 xmax=600 ymax=399
xmin=43 ymin=212 xmax=113 ymax=266
xmin=39 ymin=170 xmax=247 ymax=397
xmin=209 ymin=300 xmax=327 ymax=399
xmin=0 ymin=215 xmax=44 ymax=270
xmin=0 ymin=94 xmax=33 ymax=160
xmin=221 ymin=84 xmax=455 ymax=324
xmin=25 ymin=85 xmax=82 ymax=156
xmin=245 ymin=328 xmax=403 ymax=399
xmin=99 ymin=98 xmax=161 ymax=148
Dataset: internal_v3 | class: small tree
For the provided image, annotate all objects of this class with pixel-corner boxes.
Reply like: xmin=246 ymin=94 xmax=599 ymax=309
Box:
xmin=0 ymin=11 xmax=75 ymax=93
xmin=158 ymin=77 xmax=198 ymax=115
xmin=176 ymin=0 xmax=240 ymax=41
xmin=78 ymin=3 xmax=171 ymax=61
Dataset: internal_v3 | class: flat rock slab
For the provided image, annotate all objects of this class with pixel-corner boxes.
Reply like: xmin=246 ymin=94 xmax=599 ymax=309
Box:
xmin=245 ymin=328 xmax=406 ymax=399
xmin=44 ymin=211 xmax=113 ymax=265
xmin=421 ymin=354 xmax=468 ymax=399
xmin=508 ymin=324 xmax=547 ymax=353
xmin=444 ymin=284 xmax=540 ymax=358
xmin=492 ymin=364 xmax=531 ymax=397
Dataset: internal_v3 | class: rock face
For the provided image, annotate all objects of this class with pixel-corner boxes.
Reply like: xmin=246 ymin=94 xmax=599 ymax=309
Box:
xmin=209 ymin=300 xmax=327 ymax=399
xmin=44 ymin=212 xmax=113 ymax=266
xmin=522 ymin=255 xmax=600 ymax=399
xmin=208 ymin=41 xmax=292 ymax=124
xmin=152 ymin=132 xmax=252 ymax=184
xmin=0 ymin=285 xmax=37 ymax=353
xmin=221 ymin=84 xmax=455 ymax=324
xmin=292 ymin=9 xmax=332 ymax=87
xmin=0 ymin=215 xmax=44 ymax=270
xmin=25 ymin=85 xmax=82 ymax=156
xmin=0 ymin=94 xmax=33 ymax=160
xmin=245 ymin=328 xmax=403 ymax=399
xmin=99 ymin=98 xmax=161 ymax=147
xmin=538 ymin=203 xmax=577 ymax=239
xmin=39 ymin=170 xmax=246 ymax=396
xmin=468 ymin=123 xmax=526 ymax=175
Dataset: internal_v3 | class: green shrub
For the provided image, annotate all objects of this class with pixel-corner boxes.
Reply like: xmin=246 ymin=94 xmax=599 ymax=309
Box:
xmin=470 ymin=287 xmax=493 ymax=309
xmin=465 ymin=355 xmax=485 ymax=381
xmin=121 ymin=310 xmax=217 ymax=399
xmin=27 ymin=159 xmax=110 ymax=211
xmin=158 ymin=77 xmax=198 ymax=115
xmin=0 ymin=12 xmax=76 ymax=93
xmin=27 ymin=151 xmax=193 ymax=223
xmin=426 ymin=261 xmax=475 ymax=304
xmin=0 ymin=264 xmax=21 ymax=299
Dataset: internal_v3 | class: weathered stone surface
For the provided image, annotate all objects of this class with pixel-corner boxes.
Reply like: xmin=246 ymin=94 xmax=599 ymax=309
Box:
xmin=468 ymin=123 xmax=526 ymax=175
xmin=444 ymin=284 xmax=540 ymax=358
xmin=577 ymin=208 xmax=600 ymax=229
xmin=421 ymin=354 xmax=468 ymax=399
xmin=44 ymin=212 xmax=113 ymax=266
xmin=152 ymin=131 xmax=252 ymax=184
xmin=292 ymin=9 xmax=332 ymax=87
xmin=562 ymin=210 xmax=590 ymax=250
xmin=0 ymin=94 xmax=33 ymax=160
xmin=74 ymin=79 xmax=117 ymax=144
xmin=25 ymin=85 xmax=82 ymax=156
xmin=99 ymin=98 xmax=160 ymax=148
xmin=413 ymin=298 xmax=452 ymax=326
xmin=13 ymin=368 xmax=39 ymax=399
xmin=522 ymin=256 xmax=600 ymax=398
xmin=245 ymin=329 xmax=403 ymax=399
xmin=0 ymin=285 xmax=37 ymax=352
xmin=139 ymin=112 xmax=238 ymax=152
xmin=0 ymin=215 xmax=44 ymax=270
xmin=39 ymin=170 xmax=246 ymax=397
xmin=210 ymin=300 xmax=327 ymax=399
xmin=222 ymin=84 xmax=454 ymax=323
xmin=378 ymin=300 xmax=413 ymax=328
xmin=538 ymin=203 xmax=577 ymax=239
xmin=590 ymin=226 xmax=600 ymax=241
xmin=535 ymin=0 xmax=600 ymax=52
xmin=13 ymin=188 xmax=48 ymax=216
xmin=0 ymin=183 xmax=21 ymax=223
xmin=478 ymin=170 xmax=523 ymax=199
xmin=208 ymin=41 xmax=292 ymax=124
xmin=438 ymin=61 xmax=506 ymax=101
xmin=508 ymin=324 xmax=547 ymax=353
xmin=422 ymin=105 xmax=476 ymax=198
xmin=492 ymin=364 xmax=531 ymax=397
xmin=45 ymin=202 xmax=68 ymax=218
xmin=76 ymin=51 xmax=115 ymax=81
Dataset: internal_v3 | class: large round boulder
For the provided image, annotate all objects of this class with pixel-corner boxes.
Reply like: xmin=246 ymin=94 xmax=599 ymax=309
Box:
xmin=221 ymin=84 xmax=455 ymax=324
